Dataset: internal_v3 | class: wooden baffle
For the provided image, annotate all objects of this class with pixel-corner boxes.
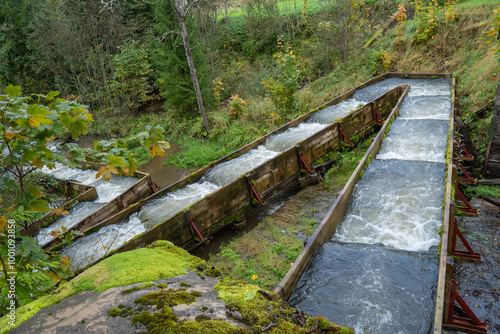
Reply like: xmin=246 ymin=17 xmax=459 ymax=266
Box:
xmin=41 ymin=168 xmax=155 ymax=252
xmin=20 ymin=180 xmax=98 ymax=237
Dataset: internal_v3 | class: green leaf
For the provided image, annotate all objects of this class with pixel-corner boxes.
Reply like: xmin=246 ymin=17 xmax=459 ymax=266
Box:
xmin=29 ymin=199 xmax=50 ymax=213
xmin=46 ymin=91 xmax=60 ymax=102
xmin=4 ymin=85 xmax=22 ymax=97
xmin=243 ymin=289 xmax=257 ymax=301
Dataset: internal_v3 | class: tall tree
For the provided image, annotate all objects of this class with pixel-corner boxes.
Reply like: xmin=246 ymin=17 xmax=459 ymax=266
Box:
xmin=158 ymin=0 xmax=211 ymax=135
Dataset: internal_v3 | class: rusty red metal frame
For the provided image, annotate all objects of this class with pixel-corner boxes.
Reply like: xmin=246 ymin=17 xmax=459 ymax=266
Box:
xmin=340 ymin=127 xmax=354 ymax=147
xmin=450 ymin=218 xmax=482 ymax=261
xmin=455 ymin=180 xmax=479 ymax=216
xmin=446 ymin=279 xmax=488 ymax=333
xmin=373 ymin=106 xmax=384 ymax=125
xmin=189 ymin=217 xmax=207 ymax=243
xmin=299 ymin=152 xmax=314 ymax=174
xmin=249 ymin=182 xmax=267 ymax=205
xmin=456 ymin=161 xmax=475 ymax=183
xmin=454 ymin=136 xmax=474 ymax=161
xmin=149 ymin=180 xmax=160 ymax=193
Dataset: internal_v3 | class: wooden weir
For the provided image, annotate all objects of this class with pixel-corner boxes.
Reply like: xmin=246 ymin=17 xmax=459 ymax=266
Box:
xmin=27 ymin=168 xmax=155 ymax=251
xmin=67 ymin=73 xmax=415 ymax=273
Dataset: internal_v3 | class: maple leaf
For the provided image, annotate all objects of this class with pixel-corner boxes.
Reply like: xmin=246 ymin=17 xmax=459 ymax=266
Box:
xmin=51 ymin=207 xmax=69 ymax=216
xmin=96 ymin=165 xmax=118 ymax=181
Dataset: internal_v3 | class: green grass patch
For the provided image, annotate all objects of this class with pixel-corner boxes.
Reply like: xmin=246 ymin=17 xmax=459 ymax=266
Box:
xmin=465 ymin=184 xmax=500 ymax=198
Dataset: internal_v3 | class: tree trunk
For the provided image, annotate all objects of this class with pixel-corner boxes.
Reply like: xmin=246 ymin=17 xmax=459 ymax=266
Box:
xmin=177 ymin=13 xmax=211 ymax=135
xmin=224 ymin=0 xmax=230 ymax=36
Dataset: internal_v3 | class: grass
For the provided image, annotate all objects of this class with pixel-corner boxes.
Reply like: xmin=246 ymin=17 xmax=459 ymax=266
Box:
xmin=217 ymin=0 xmax=323 ymax=19
xmin=465 ymin=184 xmax=500 ymax=198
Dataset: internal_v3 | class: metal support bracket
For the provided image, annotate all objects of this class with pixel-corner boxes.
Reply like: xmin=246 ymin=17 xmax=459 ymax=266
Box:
xmin=117 ymin=197 xmax=125 ymax=211
xmin=456 ymin=161 xmax=475 ymax=184
xmin=149 ymin=180 xmax=160 ymax=193
xmin=299 ymin=152 xmax=314 ymax=174
xmin=189 ymin=218 xmax=209 ymax=244
xmin=445 ymin=279 xmax=488 ymax=333
xmin=450 ymin=219 xmax=482 ymax=262
xmin=340 ymin=127 xmax=354 ymax=147
xmin=455 ymin=136 xmax=474 ymax=161
xmin=373 ymin=106 xmax=384 ymax=125
xmin=249 ymin=182 xmax=266 ymax=206
xmin=455 ymin=181 xmax=479 ymax=217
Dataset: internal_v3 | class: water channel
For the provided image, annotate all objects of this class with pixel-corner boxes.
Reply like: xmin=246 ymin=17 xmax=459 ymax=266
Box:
xmin=289 ymin=78 xmax=451 ymax=333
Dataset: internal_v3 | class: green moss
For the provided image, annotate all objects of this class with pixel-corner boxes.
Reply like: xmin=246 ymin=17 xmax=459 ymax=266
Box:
xmin=195 ymin=315 xmax=211 ymax=322
xmin=190 ymin=291 xmax=202 ymax=297
xmin=135 ymin=288 xmax=197 ymax=308
xmin=156 ymin=283 xmax=168 ymax=289
xmin=201 ymin=306 xmax=209 ymax=311
xmin=131 ymin=311 xmax=158 ymax=325
xmin=214 ymin=278 xmax=352 ymax=333
xmin=179 ymin=281 xmax=191 ymax=288
xmin=122 ymin=282 xmax=155 ymax=294
xmin=108 ymin=308 xmax=121 ymax=317
xmin=204 ymin=267 xmax=222 ymax=277
xmin=0 ymin=240 xmax=202 ymax=333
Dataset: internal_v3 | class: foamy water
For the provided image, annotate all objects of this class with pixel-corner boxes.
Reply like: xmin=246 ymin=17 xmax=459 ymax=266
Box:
xmin=264 ymin=123 xmax=327 ymax=152
xmin=334 ymin=160 xmax=444 ymax=251
xmin=39 ymin=163 xmax=138 ymax=246
xmin=139 ymin=182 xmax=221 ymax=229
xmin=63 ymin=213 xmax=146 ymax=270
xmin=202 ymin=146 xmax=280 ymax=186
xmin=36 ymin=202 xmax=105 ymax=246
xmin=309 ymin=98 xmax=365 ymax=124
xmin=376 ymin=119 xmax=449 ymax=163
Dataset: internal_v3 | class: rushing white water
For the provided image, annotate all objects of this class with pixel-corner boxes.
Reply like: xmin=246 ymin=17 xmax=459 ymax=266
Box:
xmin=264 ymin=123 xmax=327 ymax=153
xmin=36 ymin=202 xmax=105 ymax=246
xmin=353 ymin=78 xmax=451 ymax=101
xmin=334 ymin=160 xmax=445 ymax=251
xmin=202 ymin=146 xmax=280 ymax=186
xmin=139 ymin=182 xmax=221 ymax=230
xmin=376 ymin=119 xmax=449 ymax=163
xmin=65 ymin=77 xmax=452 ymax=275
xmin=91 ymin=176 xmax=139 ymax=203
xmin=309 ymin=98 xmax=365 ymax=124
xmin=63 ymin=212 xmax=146 ymax=270
xmin=39 ymin=163 xmax=139 ymax=246
xmin=398 ymin=96 xmax=451 ymax=120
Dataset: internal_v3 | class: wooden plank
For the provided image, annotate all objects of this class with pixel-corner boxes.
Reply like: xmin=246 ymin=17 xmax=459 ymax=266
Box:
xmin=433 ymin=77 xmax=456 ymax=334
xmin=247 ymin=147 xmax=299 ymax=195
xmin=188 ymin=177 xmax=250 ymax=234
xmin=274 ymin=84 xmax=410 ymax=301
xmin=44 ymin=174 xmax=151 ymax=250
xmin=298 ymin=125 xmax=340 ymax=167
xmin=21 ymin=181 xmax=98 ymax=237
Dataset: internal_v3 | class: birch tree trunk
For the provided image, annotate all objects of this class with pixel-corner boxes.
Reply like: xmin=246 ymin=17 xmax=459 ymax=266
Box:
xmin=176 ymin=12 xmax=211 ymax=135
